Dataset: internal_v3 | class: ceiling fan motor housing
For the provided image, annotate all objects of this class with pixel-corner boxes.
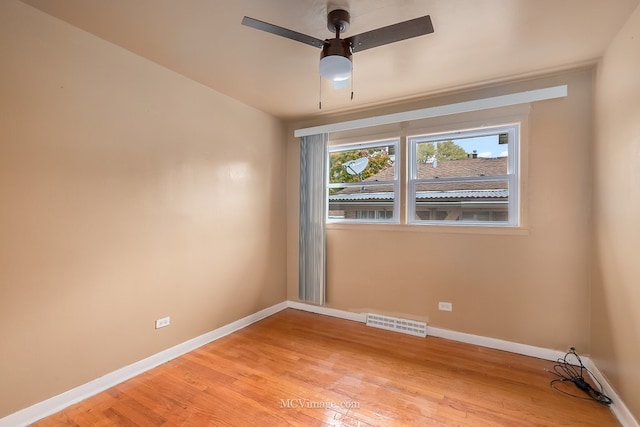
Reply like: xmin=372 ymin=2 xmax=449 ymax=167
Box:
xmin=321 ymin=38 xmax=352 ymax=59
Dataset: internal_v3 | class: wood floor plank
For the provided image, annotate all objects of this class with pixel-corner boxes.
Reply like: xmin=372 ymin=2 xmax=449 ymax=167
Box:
xmin=32 ymin=309 xmax=619 ymax=426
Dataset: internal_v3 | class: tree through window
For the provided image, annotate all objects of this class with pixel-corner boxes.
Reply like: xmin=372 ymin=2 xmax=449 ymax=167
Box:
xmin=327 ymin=140 xmax=399 ymax=222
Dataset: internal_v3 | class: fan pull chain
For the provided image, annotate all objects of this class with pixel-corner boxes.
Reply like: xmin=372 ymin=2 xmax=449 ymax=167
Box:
xmin=351 ymin=66 xmax=354 ymax=101
xmin=319 ymin=70 xmax=354 ymax=109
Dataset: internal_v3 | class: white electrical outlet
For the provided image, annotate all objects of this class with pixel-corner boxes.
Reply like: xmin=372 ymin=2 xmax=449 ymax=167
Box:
xmin=438 ymin=302 xmax=453 ymax=312
xmin=155 ymin=316 xmax=170 ymax=329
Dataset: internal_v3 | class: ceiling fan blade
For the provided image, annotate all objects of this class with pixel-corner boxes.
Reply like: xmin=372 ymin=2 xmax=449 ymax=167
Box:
xmin=345 ymin=15 xmax=434 ymax=53
xmin=241 ymin=16 xmax=325 ymax=49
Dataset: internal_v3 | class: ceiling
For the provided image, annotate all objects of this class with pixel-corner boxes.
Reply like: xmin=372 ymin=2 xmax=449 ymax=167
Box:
xmin=20 ymin=0 xmax=640 ymax=121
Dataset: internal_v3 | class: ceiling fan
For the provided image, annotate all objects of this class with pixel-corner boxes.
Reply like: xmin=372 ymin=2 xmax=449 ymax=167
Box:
xmin=241 ymin=9 xmax=434 ymax=85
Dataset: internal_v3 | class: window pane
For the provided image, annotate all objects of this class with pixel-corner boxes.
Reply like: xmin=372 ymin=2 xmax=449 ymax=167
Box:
xmin=410 ymin=126 xmax=517 ymax=226
xmin=329 ymin=144 xmax=395 ymax=185
xmin=327 ymin=139 xmax=399 ymax=224
xmin=329 ymin=185 xmax=395 ymax=221
xmin=413 ymin=179 xmax=509 ymax=223
xmin=414 ymin=152 xmax=507 ymax=179
xmin=414 ymin=134 xmax=507 ymax=179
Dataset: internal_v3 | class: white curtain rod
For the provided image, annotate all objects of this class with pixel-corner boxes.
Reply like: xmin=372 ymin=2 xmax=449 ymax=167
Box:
xmin=294 ymin=85 xmax=568 ymax=138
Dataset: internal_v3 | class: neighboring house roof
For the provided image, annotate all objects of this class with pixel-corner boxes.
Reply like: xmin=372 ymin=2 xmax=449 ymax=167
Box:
xmin=332 ymin=157 xmax=508 ymax=200
xmin=415 ymin=157 xmax=507 ymax=179
xmin=329 ymin=157 xmax=509 ymax=202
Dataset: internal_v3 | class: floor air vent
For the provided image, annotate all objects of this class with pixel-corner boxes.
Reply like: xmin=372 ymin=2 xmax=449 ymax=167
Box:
xmin=366 ymin=313 xmax=427 ymax=337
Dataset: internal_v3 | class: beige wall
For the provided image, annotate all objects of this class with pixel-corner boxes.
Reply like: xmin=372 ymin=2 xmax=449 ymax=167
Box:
xmin=0 ymin=0 xmax=286 ymax=418
xmin=592 ymin=3 xmax=640 ymax=421
xmin=288 ymin=70 xmax=594 ymax=352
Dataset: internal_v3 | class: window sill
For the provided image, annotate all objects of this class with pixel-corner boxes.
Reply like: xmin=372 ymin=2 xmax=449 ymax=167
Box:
xmin=325 ymin=222 xmax=530 ymax=236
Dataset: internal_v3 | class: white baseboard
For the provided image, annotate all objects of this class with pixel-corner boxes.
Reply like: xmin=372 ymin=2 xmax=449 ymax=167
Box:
xmin=3 ymin=300 xmax=636 ymax=427
xmin=288 ymin=301 xmax=637 ymax=427
xmin=286 ymin=300 xmax=367 ymax=323
xmin=583 ymin=358 xmax=639 ymax=427
xmin=426 ymin=326 xmax=567 ymax=361
xmin=0 ymin=301 xmax=288 ymax=427
xmin=287 ymin=301 xmax=565 ymax=361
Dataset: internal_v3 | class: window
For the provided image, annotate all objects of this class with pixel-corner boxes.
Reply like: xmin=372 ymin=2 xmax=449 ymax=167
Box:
xmin=327 ymin=139 xmax=399 ymax=223
xmin=408 ymin=125 xmax=519 ymax=226
xmin=326 ymin=124 xmax=520 ymax=227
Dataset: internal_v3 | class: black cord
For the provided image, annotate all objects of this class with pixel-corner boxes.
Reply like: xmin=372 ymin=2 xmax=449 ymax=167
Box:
xmin=546 ymin=347 xmax=613 ymax=406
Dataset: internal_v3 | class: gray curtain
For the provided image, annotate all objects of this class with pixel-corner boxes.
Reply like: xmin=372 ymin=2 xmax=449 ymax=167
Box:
xmin=299 ymin=133 xmax=327 ymax=305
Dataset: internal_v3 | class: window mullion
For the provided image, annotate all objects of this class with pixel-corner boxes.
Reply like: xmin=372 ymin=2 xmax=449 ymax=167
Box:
xmin=412 ymin=175 xmax=509 ymax=185
xmin=328 ymin=181 xmax=396 ymax=189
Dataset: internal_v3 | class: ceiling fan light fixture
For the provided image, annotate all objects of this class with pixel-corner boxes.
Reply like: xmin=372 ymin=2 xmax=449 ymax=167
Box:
xmin=319 ymin=38 xmax=352 ymax=82
xmin=319 ymin=55 xmax=352 ymax=81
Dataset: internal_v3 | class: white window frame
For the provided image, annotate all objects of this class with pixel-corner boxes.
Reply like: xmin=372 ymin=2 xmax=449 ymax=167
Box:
xmin=327 ymin=139 xmax=400 ymax=224
xmin=407 ymin=124 xmax=520 ymax=227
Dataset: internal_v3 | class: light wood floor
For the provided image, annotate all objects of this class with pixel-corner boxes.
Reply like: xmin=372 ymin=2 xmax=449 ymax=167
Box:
xmin=33 ymin=309 xmax=619 ymax=426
